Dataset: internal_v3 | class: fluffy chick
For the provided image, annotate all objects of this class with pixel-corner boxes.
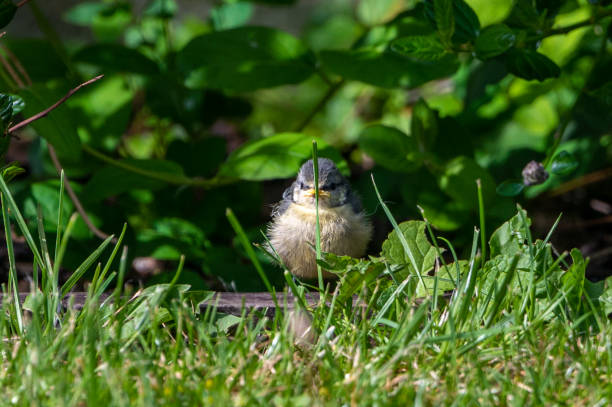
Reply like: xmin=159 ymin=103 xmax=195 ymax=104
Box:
xmin=267 ymin=158 xmax=372 ymax=279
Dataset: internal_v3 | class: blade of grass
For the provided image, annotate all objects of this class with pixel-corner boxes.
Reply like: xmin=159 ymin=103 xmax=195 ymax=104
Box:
xmin=371 ymin=174 xmax=426 ymax=292
xmin=53 ymin=170 xmax=65 ymax=278
xmin=226 ymin=208 xmax=277 ymax=309
xmin=95 ymin=223 xmax=127 ymax=293
xmin=61 ymin=234 xmax=115 ymax=297
xmin=312 ymin=141 xmax=324 ymax=292
xmin=485 ymin=254 xmax=519 ymax=328
xmin=1 ymin=192 xmax=23 ymax=334
xmin=476 ymin=179 xmax=486 ymax=269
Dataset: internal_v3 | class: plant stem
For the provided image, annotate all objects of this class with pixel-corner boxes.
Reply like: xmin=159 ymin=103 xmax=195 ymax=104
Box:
xmin=312 ymin=141 xmax=324 ymax=292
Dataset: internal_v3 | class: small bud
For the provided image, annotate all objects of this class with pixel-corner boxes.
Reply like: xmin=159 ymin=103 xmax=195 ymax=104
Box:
xmin=521 ymin=160 xmax=549 ymax=186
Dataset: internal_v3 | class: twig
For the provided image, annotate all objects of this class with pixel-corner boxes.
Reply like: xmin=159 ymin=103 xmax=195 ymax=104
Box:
xmin=0 ymin=52 xmax=24 ymax=89
xmin=294 ymin=80 xmax=344 ymax=132
xmin=547 ymin=167 xmax=612 ymax=197
xmin=16 ymin=0 xmax=31 ymax=7
xmin=47 ymin=146 xmax=112 ymax=241
xmin=8 ymin=75 xmax=104 ymax=134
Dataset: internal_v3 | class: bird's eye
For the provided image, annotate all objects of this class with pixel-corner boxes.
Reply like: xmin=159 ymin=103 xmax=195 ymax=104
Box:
xmin=326 ymin=183 xmax=338 ymax=191
xmin=299 ymin=182 xmax=307 ymax=190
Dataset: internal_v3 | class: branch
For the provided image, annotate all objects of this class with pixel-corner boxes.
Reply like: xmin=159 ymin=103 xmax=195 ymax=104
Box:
xmin=47 ymin=145 xmax=113 ymax=241
xmin=8 ymin=75 xmax=103 ymax=133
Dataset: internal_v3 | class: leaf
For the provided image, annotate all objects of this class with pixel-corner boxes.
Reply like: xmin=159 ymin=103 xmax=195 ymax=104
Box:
xmin=144 ymin=0 xmax=177 ymax=18
xmin=3 ymin=39 xmax=67 ymax=81
xmin=218 ymin=133 xmax=347 ymax=181
xmin=19 ymin=84 xmax=82 ymax=160
xmin=489 ymin=208 xmax=530 ymax=258
xmin=0 ymin=0 xmax=17 ymax=29
xmin=318 ymin=253 xmax=385 ymax=303
xmin=63 ymin=2 xmax=108 ymax=26
xmin=505 ymin=48 xmax=560 ymax=81
xmin=550 ymin=151 xmax=578 ymax=175
xmin=358 ymin=125 xmax=422 ymax=172
xmin=433 ymin=0 xmax=454 ymax=46
xmin=390 ymin=36 xmax=448 ymax=61
xmin=319 ymin=48 xmax=459 ymax=89
xmin=496 ymin=180 xmax=525 ymax=196
xmin=73 ymin=44 xmax=160 ymax=75
xmin=210 ymin=2 xmax=253 ymax=30
xmin=438 ymin=156 xmax=496 ymax=210
xmin=475 ymin=24 xmax=516 ymax=60
xmin=415 ymin=260 xmax=465 ymax=297
xmin=177 ymin=26 xmax=315 ymax=92
xmin=82 ymin=159 xmax=185 ymax=201
xmin=411 ymin=99 xmax=438 ymax=151
xmin=8 ymin=94 xmax=25 ymax=115
xmin=0 ymin=93 xmax=13 ymax=134
xmin=424 ymin=0 xmax=480 ymax=44
xmin=381 ymin=220 xmax=438 ymax=278
xmin=357 ymin=0 xmax=399 ymax=26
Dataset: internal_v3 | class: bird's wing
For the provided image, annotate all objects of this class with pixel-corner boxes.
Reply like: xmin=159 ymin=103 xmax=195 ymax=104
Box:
xmin=272 ymin=182 xmax=295 ymax=218
xmin=347 ymin=188 xmax=364 ymax=213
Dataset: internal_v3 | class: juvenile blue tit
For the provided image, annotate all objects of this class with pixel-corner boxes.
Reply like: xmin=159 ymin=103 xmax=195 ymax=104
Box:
xmin=268 ymin=158 xmax=372 ymax=279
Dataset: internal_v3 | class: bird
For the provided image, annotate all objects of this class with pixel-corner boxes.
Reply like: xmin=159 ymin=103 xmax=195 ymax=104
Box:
xmin=267 ymin=158 xmax=372 ymax=280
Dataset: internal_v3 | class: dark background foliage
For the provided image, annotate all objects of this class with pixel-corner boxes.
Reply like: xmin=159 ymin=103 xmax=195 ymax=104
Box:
xmin=1 ymin=0 xmax=611 ymax=291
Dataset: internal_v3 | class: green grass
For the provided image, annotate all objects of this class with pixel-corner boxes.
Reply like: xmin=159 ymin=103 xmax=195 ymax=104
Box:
xmin=1 ymin=173 xmax=612 ymax=406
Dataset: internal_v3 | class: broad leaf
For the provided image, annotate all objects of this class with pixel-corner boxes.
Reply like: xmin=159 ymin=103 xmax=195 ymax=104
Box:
xmin=489 ymin=207 xmax=529 ymax=258
xmin=433 ymin=0 xmax=454 ymax=46
xmin=358 ymin=125 xmax=422 ymax=172
xmin=73 ymin=44 xmax=160 ymax=75
xmin=144 ymin=0 xmax=177 ymax=18
xmin=319 ymin=48 xmax=458 ymax=89
xmin=505 ymin=48 xmax=560 ymax=81
xmin=210 ymin=2 xmax=253 ymax=30
xmin=218 ymin=133 xmax=347 ymax=181
xmin=63 ymin=2 xmax=108 ymax=26
xmin=381 ymin=220 xmax=438 ymax=277
xmin=411 ymin=99 xmax=438 ymax=151
xmin=496 ymin=180 xmax=525 ymax=197
xmin=589 ymin=81 xmax=612 ymax=107
xmin=357 ymin=0 xmax=398 ymax=26
xmin=178 ymin=26 xmax=315 ymax=91
xmin=475 ymin=24 xmax=516 ymax=60
xmin=390 ymin=35 xmax=448 ymax=61
xmin=424 ymin=0 xmax=480 ymax=44
xmin=550 ymin=151 xmax=578 ymax=175
xmin=438 ymin=156 xmax=496 ymax=210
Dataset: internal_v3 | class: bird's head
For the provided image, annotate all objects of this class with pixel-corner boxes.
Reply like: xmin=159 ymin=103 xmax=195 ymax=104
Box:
xmin=292 ymin=158 xmax=350 ymax=209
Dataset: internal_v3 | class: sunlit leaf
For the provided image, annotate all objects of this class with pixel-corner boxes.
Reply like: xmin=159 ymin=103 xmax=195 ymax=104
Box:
xmin=390 ymin=35 xmax=448 ymax=61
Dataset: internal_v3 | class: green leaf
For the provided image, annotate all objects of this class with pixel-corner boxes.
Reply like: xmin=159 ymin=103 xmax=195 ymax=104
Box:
xmin=433 ymin=0 xmax=454 ymax=46
xmin=210 ymin=2 xmax=253 ymax=30
xmin=390 ymin=35 xmax=448 ymax=61
xmin=82 ymin=159 xmax=185 ymax=201
xmin=8 ymin=94 xmax=25 ymax=115
xmin=424 ymin=0 xmax=480 ymax=44
xmin=63 ymin=2 xmax=108 ymax=26
xmin=496 ymin=179 xmax=525 ymax=196
xmin=411 ymin=99 xmax=438 ymax=152
xmin=0 ymin=93 xmax=13 ymax=134
xmin=73 ymin=44 xmax=159 ymax=75
xmin=415 ymin=260 xmax=465 ymax=297
xmin=318 ymin=253 xmax=385 ymax=303
xmin=3 ymin=39 xmax=67 ymax=82
xmin=177 ymin=26 xmax=315 ymax=92
xmin=489 ymin=208 xmax=529 ymax=258
xmin=381 ymin=220 xmax=438 ymax=278
xmin=19 ymin=84 xmax=82 ymax=160
xmin=144 ymin=0 xmax=177 ymax=18
xmin=358 ymin=125 xmax=422 ymax=172
xmin=218 ymin=133 xmax=347 ymax=181
xmin=505 ymin=48 xmax=560 ymax=81
xmin=0 ymin=0 xmax=17 ymax=29
xmin=91 ymin=3 xmax=132 ymax=42
xmin=438 ymin=156 xmax=496 ymax=210
xmin=550 ymin=151 xmax=578 ymax=175
xmin=475 ymin=24 xmax=516 ymax=60
xmin=319 ymin=48 xmax=459 ymax=89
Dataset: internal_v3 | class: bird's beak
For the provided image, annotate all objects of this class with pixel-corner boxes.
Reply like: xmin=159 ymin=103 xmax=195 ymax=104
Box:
xmin=305 ymin=188 xmax=330 ymax=199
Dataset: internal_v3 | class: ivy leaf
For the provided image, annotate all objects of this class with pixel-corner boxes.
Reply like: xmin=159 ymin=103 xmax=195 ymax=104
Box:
xmin=381 ymin=220 xmax=438 ymax=278
xmin=390 ymin=35 xmax=448 ymax=61
xmin=475 ymin=24 xmax=516 ymax=60
xmin=550 ymin=151 xmax=578 ymax=175
xmin=496 ymin=180 xmax=525 ymax=197
xmin=505 ymin=48 xmax=560 ymax=81
xmin=0 ymin=0 xmax=17 ymax=29
xmin=358 ymin=125 xmax=422 ymax=172
xmin=177 ymin=26 xmax=315 ymax=92
xmin=218 ymin=133 xmax=347 ymax=181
